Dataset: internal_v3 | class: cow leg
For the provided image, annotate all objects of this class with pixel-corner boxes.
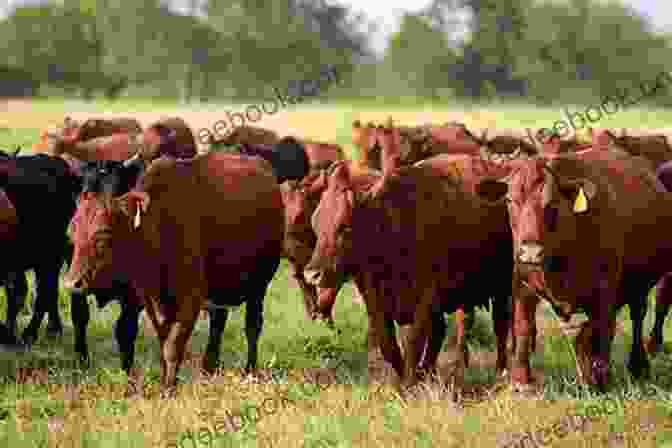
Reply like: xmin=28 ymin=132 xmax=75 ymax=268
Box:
xmin=22 ymin=266 xmax=62 ymax=344
xmin=202 ymin=308 xmax=229 ymax=373
xmin=244 ymin=296 xmax=263 ymax=372
xmin=115 ymin=301 xmax=143 ymax=374
xmin=402 ymin=289 xmax=435 ymax=389
xmin=5 ymin=271 xmax=28 ymax=338
xmin=648 ymin=273 xmax=672 ymax=353
xmin=162 ymin=299 xmax=201 ymax=392
xmin=627 ymin=297 xmax=650 ymax=380
xmin=141 ymin=298 xmax=174 ymax=390
xmin=587 ymin=302 xmax=616 ymax=390
xmin=492 ymin=296 xmax=512 ymax=377
xmin=510 ymin=289 xmax=536 ymax=387
xmin=291 ymin=262 xmax=318 ymax=320
xmin=417 ymin=311 xmax=446 ymax=374
xmin=70 ymin=291 xmax=90 ymax=364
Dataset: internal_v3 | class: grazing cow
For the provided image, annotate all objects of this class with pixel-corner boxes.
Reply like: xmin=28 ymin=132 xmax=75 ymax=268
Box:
xmin=62 ymin=153 xmax=285 ymax=394
xmin=282 ymin=167 xmax=349 ymax=324
xmin=475 ymin=151 xmax=672 ymax=390
xmin=303 ymin=150 xmax=513 ymax=392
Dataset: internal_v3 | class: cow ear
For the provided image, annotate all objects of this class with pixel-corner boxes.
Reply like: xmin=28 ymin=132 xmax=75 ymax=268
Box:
xmin=115 ymin=191 xmax=150 ymax=229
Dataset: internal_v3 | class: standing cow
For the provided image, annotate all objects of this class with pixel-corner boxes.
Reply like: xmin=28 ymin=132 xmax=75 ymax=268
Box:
xmin=303 ymin=149 xmax=513 ymax=393
xmin=475 ymin=151 xmax=672 ymax=390
xmin=63 ymin=153 xmax=285 ymax=395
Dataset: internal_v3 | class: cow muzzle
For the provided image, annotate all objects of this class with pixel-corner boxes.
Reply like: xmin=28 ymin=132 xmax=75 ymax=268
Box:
xmin=517 ymin=241 xmax=544 ymax=265
xmin=63 ymin=272 xmax=88 ymax=294
xmin=304 ymin=267 xmax=341 ymax=288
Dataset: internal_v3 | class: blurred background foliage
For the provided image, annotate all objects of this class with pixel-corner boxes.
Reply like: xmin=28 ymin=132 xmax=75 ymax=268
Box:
xmin=0 ymin=0 xmax=670 ymax=107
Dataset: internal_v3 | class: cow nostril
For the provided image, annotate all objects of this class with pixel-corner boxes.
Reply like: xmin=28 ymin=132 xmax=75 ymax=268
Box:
xmin=73 ymin=279 xmax=83 ymax=289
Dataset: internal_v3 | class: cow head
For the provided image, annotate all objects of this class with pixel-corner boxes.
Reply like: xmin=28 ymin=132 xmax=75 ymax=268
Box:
xmin=63 ymin=160 xmax=145 ymax=292
xmin=304 ymin=161 xmax=373 ymax=288
xmin=475 ymin=157 xmax=597 ymax=280
xmin=352 ymin=121 xmax=380 ymax=169
xmin=281 ymin=170 xmax=328 ymax=265
xmin=376 ymin=125 xmax=406 ymax=174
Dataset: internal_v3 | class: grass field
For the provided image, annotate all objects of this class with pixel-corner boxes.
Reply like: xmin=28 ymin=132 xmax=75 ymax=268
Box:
xmin=0 ymin=99 xmax=672 ymax=447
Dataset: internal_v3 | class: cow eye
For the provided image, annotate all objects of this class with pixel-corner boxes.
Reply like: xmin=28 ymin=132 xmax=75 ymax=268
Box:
xmin=338 ymin=224 xmax=352 ymax=234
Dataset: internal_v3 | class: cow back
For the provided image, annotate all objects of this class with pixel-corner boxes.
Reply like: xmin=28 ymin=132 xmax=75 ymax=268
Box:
xmin=135 ymin=152 xmax=284 ymax=294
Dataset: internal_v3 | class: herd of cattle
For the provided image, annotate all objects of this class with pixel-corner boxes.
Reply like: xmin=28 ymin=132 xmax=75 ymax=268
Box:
xmin=0 ymin=114 xmax=672 ymax=398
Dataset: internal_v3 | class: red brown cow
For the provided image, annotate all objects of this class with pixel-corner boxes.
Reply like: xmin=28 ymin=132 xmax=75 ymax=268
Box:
xmin=206 ymin=125 xmax=280 ymax=147
xmin=35 ymin=117 xmax=143 ymax=172
xmin=49 ymin=117 xmax=197 ymax=166
xmin=591 ymin=128 xmax=672 ymax=170
xmin=361 ymin=122 xmax=486 ymax=170
xmin=300 ymin=140 xmax=346 ymax=170
xmin=647 ymin=159 xmax=672 ymax=353
xmin=282 ymin=169 xmax=344 ymax=324
xmin=62 ymin=153 xmax=284 ymax=394
xmin=475 ymin=151 xmax=672 ymax=390
xmin=303 ymin=149 xmax=514 ymax=393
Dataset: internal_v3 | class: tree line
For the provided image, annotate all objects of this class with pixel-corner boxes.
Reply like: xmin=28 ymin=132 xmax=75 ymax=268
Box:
xmin=0 ymin=0 xmax=670 ymax=107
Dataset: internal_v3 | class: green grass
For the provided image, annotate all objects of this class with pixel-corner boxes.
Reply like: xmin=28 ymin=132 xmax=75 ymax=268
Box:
xmin=0 ymin=100 xmax=671 ymax=446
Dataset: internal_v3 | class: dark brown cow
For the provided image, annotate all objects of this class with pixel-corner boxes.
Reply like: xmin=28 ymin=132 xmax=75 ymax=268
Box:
xmin=62 ymin=153 xmax=284 ymax=394
xmin=303 ymin=157 xmax=513 ymax=392
xmin=475 ymin=151 xmax=672 ymax=390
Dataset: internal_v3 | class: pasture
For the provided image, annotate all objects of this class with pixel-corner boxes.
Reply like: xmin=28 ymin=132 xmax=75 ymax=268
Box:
xmin=0 ymin=98 xmax=671 ymax=447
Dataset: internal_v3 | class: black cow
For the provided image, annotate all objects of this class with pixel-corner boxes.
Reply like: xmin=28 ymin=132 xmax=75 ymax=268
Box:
xmin=237 ymin=136 xmax=310 ymax=183
xmin=0 ymin=153 xmax=134 ymax=369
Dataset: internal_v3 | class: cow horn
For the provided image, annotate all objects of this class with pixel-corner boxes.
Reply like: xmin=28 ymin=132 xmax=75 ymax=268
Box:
xmin=510 ymin=146 xmax=522 ymax=159
xmin=13 ymin=146 xmax=20 ymax=156
xmin=527 ymin=128 xmax=541 ymax=151
xmin=480 ymin=128 xmax=488 ymax=144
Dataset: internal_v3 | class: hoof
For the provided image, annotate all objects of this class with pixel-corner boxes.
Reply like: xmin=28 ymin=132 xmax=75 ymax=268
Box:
xmin=644 ymin=337 xmax=661 ymax=355
xmin=160 ymin=386 xmax=178 ymax=399
xmin=20 ymin=331 xmax=36 ymax=347
xmin=510 ymin=381 xmax=537 ymax=396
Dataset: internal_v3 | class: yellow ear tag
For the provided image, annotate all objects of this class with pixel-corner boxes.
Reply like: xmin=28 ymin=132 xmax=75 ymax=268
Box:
xmin=134 ymin=206 xmax=141 ymax=229
xmin=573 ymin=187 xmax=588 ymax=213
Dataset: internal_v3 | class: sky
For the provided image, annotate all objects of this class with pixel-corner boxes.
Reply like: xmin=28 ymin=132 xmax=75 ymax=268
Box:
xmin=1 ymin=0 xmax=671 ymax=54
